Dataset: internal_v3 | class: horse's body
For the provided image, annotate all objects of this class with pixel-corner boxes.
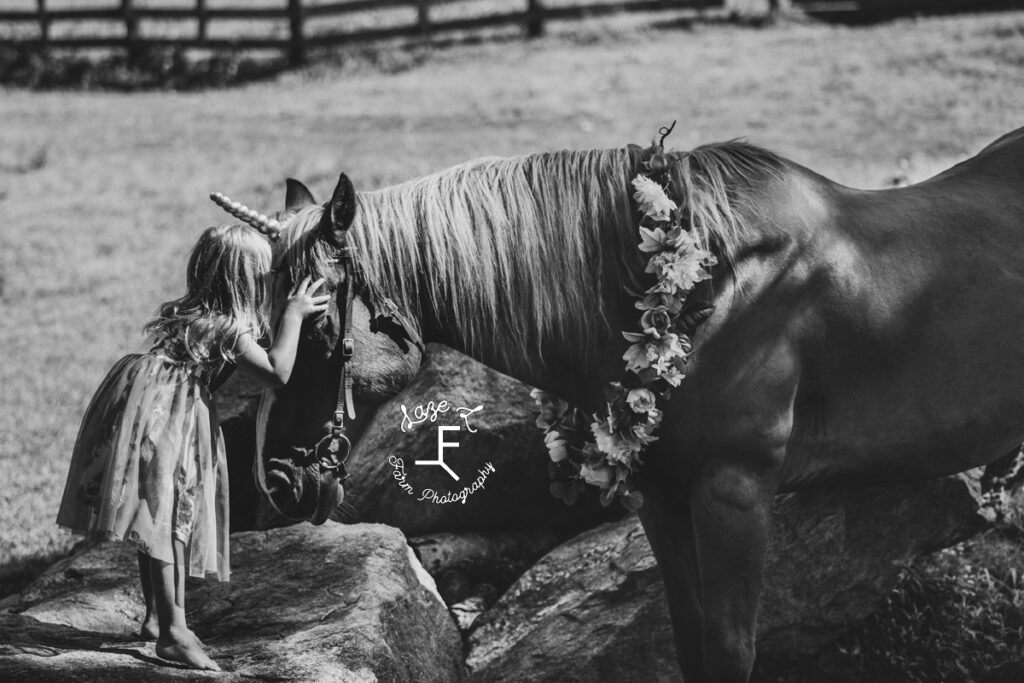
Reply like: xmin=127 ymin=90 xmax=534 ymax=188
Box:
xmin=767 ymin=127 xmax=1024 ymax=489
xmin=263 ymin=127 xmax=1024 ymax=682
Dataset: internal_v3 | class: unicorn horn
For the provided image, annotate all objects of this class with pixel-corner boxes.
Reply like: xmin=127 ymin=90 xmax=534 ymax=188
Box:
xmin=209 ymin=191 xmax=282 ymax=238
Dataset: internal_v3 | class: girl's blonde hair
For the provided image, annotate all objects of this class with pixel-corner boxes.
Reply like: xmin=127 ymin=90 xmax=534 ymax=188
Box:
xmin=146 ymin=224 xmax=273 ymax=363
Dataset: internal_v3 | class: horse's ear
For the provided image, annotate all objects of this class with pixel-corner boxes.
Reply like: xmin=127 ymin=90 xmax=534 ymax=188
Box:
xmin=285 ymin=178 xmax=317 ymax=212
xmin=319 ymin=173 xmax=357 ymax=246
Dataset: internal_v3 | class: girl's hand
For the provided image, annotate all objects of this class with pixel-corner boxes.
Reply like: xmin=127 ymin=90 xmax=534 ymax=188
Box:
xmin=239 ymin=276 xmax=330 ymax=389
xmin=285 ymin=276 xmax=331 ymax=320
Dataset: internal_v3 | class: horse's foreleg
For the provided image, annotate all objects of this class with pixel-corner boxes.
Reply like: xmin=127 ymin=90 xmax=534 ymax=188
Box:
xmin=688 ymin=458 xmax=778 ymax=683
xmin=637 ymin=479 xmax=704 ymax=678
xmin=639 ymin=458 xmax=779 ymax=683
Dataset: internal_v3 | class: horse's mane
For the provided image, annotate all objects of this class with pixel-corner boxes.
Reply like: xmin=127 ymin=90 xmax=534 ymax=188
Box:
xmin=675 ymin=140 xmax=784 ymax=265
xmin=279 ymin=141 xmax=782 ymax=366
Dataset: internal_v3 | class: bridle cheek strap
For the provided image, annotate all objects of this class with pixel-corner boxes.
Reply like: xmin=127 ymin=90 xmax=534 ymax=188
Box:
xmin=315 ymin=248 xmax=423 ymax=485
xmin=314 ymin=256 xmax=356 ymax=483
xmin=337 ymin=259 xmax=357 ymax=428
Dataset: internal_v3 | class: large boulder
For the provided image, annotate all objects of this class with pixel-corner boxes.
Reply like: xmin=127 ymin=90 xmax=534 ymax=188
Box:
xmin=214 ymin=371 xmax=298 ymax=533
xmin=1 ymin=524 xmax=464 ymax=682
xmin=466 ymin=474 xmax=994 ymax=682
xmin=409 ymin=529 xmax=563 ymax=608
xmin=338 ymin=344 xmax=621 ymax=535
xmin=219 ymin=345 xmax=620 ymax=536
xmin=212 ymin=369 xmax=264 ymax=425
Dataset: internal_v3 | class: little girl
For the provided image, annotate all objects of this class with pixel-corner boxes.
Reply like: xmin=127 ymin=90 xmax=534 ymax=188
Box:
xmin=56 ymin=223 xmax=328 ymax=671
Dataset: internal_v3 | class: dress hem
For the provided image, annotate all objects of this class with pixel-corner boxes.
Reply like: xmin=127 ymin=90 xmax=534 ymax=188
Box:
xmin=56 ymin=524 xmax=230 ymax=582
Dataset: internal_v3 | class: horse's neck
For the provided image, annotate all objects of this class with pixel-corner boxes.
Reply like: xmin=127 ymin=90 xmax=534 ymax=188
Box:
xmin=416 ymin=286 xmax=630 ymax=405
xmin=681 ymin=161 xmax=840 ymax=362
xmin=413 ymin=155 xmax=834 ymax=407
xmin=373 ymin=152 xmax=645 ymax=399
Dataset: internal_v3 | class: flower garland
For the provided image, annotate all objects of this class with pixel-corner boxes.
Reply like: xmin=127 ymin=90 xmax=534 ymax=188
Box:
xmin=532 ymin=125 xmax=717 ymax=511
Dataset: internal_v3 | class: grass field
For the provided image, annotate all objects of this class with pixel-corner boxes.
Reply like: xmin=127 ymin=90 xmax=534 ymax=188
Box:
xmin=3 ymin=6 xmax=1024 ymax=675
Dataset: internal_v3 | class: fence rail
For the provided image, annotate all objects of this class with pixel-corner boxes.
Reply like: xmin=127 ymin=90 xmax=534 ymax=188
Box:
xmin=790 ymin=0 xmax=1020 ymax=14
xmin=1 ymin=0 xmax=721 ymax=65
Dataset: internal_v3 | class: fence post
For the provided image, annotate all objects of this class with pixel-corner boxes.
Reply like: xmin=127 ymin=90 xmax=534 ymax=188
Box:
xmin=417 ymin=0 xmax=430 ymax=35
xmin=288 ymin=0 xmax=306 ymax=66
xmin=37 ymin=0 xmax=50 ymax=52
xmin=526 ymin=0 xmax=543 ymax=38
xmin=196 ymin=0 xmax=208 ymax=43
xmin=121 ymin=0 xmax=139 ymax=64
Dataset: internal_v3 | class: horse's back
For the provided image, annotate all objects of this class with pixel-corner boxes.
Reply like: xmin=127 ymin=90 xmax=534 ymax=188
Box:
xmin=972 ymin=125 xmax=1024 ymax=160
xmin=774 ymin=131 xmax=1024 ymax=488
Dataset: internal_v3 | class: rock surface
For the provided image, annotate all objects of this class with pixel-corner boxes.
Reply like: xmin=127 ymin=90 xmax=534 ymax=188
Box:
xmin=410 ymin=530 xmax=562 ymax=588
xmin=202 ymin=348 xmax=1024 ymax=681
xmin=1 ymin=524 xmax=464 ymax=682
xmin=218 ymin=345 xmax=620 ymax=535
xmin=211 ymin=369 xmax=264 ymax=425
xmin=466 ymin=474 xmax=992 ymax=683
xmin=337 ymin=344 xmax=621 ymax=535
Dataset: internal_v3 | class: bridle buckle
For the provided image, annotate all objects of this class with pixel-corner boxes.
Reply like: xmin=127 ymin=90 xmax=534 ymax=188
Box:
xmin=314 ymin=432 xmax=352 ymax=480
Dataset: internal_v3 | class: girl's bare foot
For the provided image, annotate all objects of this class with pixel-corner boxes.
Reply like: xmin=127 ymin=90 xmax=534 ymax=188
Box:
xmin=155 ymin=625 xmax=220 ymax=671
xmin=139 ymin=614 xmax=159 ymax=640
xmin=139 ymin=618 xmax=202 ymax=646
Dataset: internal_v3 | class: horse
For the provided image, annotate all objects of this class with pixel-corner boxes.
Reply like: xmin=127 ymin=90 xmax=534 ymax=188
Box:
xmin=251 ymin=126 xmax=1024 ymax=682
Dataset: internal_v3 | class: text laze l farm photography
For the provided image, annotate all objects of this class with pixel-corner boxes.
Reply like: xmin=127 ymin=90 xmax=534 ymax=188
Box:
xmin=3 ymin=0 xmax=1024 ymax=681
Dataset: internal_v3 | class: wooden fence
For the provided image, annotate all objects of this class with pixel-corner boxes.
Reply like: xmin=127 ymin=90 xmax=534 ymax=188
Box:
xmin=0 ymin=0 xmax=722 ymax=66
xmin=791 ymin=0 xmax=1020 ymax=17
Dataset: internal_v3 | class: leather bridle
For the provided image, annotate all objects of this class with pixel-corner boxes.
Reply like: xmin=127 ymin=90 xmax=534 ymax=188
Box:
xmin=254 ymin=202 xmax=422 ymax=526
xmin=305 ymin=239 xmax=423 ymax=514
xmin=309 ymin=249 xmax=358 ymax=485
xmin=219 ymin=176 xmax=427 ymax=525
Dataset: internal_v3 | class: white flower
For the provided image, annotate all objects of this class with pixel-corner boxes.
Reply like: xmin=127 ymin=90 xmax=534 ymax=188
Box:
xmin=662 ymin=366 xmax=686 ymax=387
xmin=646 ymin=277 xmax=677 ymax=295
xmin=652 ymin=354 xmax=687 ymax=385
xmin=640 ymin=306 xmax=672 ymax=339
xmin=632 ymin=175 xmax=677 ymax=222
xmin=635 ymin=291 xmax=680 ymax=313
xmin=647 ymin=333 xmax=689 ymax=364
xmin=646 ymin=249 xmax=713 ymax=294
xmin=623 ymin=342 xmax=651 ymax=372
xmin=631 ymin=422 xmax=660 ymax=447
xmin=544 ymin=430 xmax=564 ymax=446
xmin=591 ymin=417 xmax=640 ymax=464
xmin=604 ymin=449 xmax=636 ymax=467
xmin=670 ymin=227 xmax=696 ymax=251
xmin=547 ymin=441 xmax=568 ymax=462
xmin=638 ymin=226 xmax=669 ymax=253
xmin=580 ymin=462 xmax=615 ymax=487
xmin=626 ymin=388 xmax=657 ymax=413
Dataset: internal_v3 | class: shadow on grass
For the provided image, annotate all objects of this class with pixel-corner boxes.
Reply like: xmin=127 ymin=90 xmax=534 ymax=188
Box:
xmin=0 ymin=44 xmax=290 ymax=91
xmin=0 ymin=546 xmax=82 ymax=601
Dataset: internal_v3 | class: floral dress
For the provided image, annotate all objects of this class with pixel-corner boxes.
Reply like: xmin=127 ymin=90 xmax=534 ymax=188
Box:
xmin=56 ymin=330 xmax=232 ymax=580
